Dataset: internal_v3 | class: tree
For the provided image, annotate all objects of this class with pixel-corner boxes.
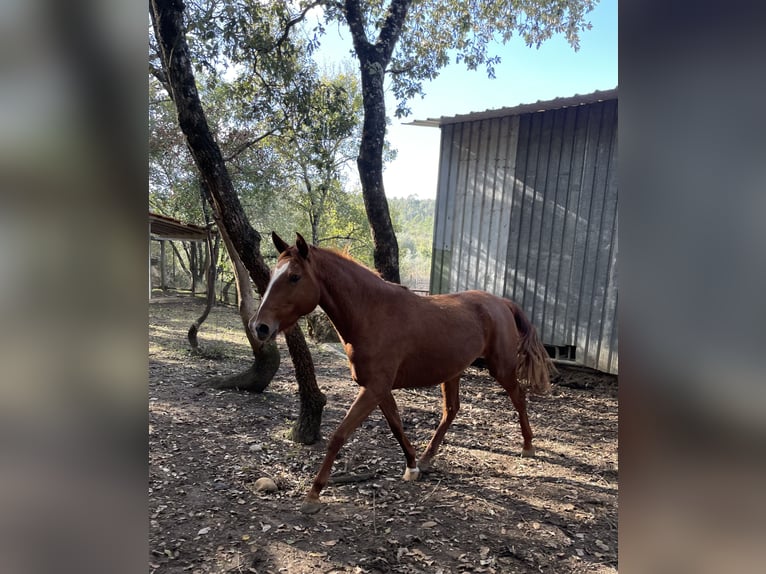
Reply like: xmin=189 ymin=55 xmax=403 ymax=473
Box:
xmin=150 ymin=0 xmax=327 ymax=444
xmin=311 ymin=0 xmax=596 ymax=282
xmin=187 ymin=225 xmax=221 ymax=352
xmin=277 ymin=68 xmax=363 ymax=245
xmin=330 ymin=0 xmax=409 ymax=283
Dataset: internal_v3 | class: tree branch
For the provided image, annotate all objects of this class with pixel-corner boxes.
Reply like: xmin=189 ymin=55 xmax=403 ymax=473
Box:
xmin=274 ymin=0 xmax=324 ymax=51
xmin=343 ymin=0 xmax=372 ymax=55
xmin=387 ymin=62 xmax=416 ymax=76
xmin=223 ymin=127 xmax=281 ymax=162
xmin=324 ymin=0 xmax=344 ymax=11
xmin=149 ymin=61 xmax=172 ymax=94
xmin=318 ymin=235 xmax=356 ymax=246
xmin=376 ymin=0 xmax=413 ymax=63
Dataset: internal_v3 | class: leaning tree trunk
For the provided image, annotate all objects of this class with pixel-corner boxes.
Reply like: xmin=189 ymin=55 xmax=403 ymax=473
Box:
xmin=205 ymin=223 xmax=282 ymax=394
xmin=151 ymin=0 xmax=326 ymax=444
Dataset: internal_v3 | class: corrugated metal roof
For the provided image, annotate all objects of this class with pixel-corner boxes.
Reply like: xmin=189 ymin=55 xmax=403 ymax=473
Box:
xmin=410 ymin=87 xmax=618 ymax=127
xmin=149 ymin=212 xmax=212 ymax=241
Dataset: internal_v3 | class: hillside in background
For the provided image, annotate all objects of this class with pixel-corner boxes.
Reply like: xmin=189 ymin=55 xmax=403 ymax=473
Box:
xmin=389 ymin=196 xmax=435 ymax=292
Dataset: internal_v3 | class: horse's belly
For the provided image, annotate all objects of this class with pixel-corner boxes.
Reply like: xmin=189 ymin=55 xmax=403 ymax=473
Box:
xmin=392 ymin=348 xmax=479 ymax=389
xmin=393 ymin=372 xmax=460 ymax=389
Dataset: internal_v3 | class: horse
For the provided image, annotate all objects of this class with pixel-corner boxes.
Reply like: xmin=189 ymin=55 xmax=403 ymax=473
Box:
xmin=252 ymin=232 xmax=554 ymax=514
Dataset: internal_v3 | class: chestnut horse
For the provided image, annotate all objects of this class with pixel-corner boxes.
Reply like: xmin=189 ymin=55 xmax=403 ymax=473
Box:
xmin=252 ymin=233 xmax=554 ymax=514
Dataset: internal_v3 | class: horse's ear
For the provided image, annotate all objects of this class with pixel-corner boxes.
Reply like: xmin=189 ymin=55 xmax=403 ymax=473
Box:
xmin=295 ymin=233 xmax=310 ymax=260
xmin=272 ymin=231 xmax=289 ymax=254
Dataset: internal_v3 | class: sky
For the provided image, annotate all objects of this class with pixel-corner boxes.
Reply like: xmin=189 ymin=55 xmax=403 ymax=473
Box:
xmin=308 ymin=0 xmax=617 ymax=200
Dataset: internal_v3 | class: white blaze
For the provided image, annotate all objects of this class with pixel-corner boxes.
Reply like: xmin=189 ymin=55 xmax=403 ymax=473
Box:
xmin=259 ymin=261 xmax=289 ymax=310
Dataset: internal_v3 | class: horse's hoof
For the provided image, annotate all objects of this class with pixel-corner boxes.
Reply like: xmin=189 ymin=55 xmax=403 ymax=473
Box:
xmin=402 ymin=467 xmax=420 ymax=481
xmin=521 ymin=446 xmax=536 ymax=458
xmin=300 ymin=498 xmax=322 ymax=514
xmin=418 ymin=459 xmax=432 ymax=473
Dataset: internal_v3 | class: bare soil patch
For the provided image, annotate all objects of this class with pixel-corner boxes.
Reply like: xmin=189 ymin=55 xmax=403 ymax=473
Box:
xmin=150 ymin=298 xmax=617 ymax=573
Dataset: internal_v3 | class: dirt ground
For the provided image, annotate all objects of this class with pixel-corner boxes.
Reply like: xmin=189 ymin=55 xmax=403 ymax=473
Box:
xmin=149 ymin=298 xmax=618 ymax=574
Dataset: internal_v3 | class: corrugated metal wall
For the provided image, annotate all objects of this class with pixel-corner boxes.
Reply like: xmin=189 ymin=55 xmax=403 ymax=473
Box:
xmin=430 ymin=99 xmax=618 ymax=373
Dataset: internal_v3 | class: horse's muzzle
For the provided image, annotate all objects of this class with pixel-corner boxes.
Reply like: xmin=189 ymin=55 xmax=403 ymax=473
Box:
xmin=249 ymin=313 xmax=276 ymax=342
xmin=254 ymin=322 xmax=272 ymax=342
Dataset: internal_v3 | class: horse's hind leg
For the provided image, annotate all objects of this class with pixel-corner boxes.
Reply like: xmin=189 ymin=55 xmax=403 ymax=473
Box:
xmin=418 ymin=375 xmax=461 ymax=472
xmin=507 ymin=383 xmax=536 ymax=457
xmin=490 ymin=360 xmax=536 ymax=457
xmin=378 ymin=392 xmax=420 ymax=481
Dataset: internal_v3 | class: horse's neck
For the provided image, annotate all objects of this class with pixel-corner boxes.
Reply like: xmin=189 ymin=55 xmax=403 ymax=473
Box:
xmin=314 ymin=250 xmax=384 ymax=341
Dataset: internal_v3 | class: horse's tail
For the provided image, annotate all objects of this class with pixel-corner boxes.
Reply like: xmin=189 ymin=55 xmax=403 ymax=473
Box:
xmin=508 ymin=301 xmax=556 ymax=395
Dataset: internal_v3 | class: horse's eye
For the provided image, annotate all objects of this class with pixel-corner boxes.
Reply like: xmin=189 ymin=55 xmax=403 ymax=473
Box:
xmin=289 ymin=273 xmax=301 ymax=284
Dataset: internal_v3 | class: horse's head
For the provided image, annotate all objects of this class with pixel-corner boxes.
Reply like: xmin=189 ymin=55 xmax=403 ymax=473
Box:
xmin=251 ymin=232 xmax=320 ymax=342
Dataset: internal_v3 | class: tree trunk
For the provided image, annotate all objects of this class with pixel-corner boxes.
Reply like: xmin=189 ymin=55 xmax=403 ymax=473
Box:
xmin=343 ymin=0 xmax=412 ymax=283
xmin=221 ymin=275 xmax=235 ymax=305
xmin=206 ymin=221 xmax=281 ymax=393
xmin=160 ymin=240 xmax=167 ymax=291
xmin=310 ymin=208 xmax=320 ymax=246
xmin=188 ymin=230 xmax=219 ymax=353
xmin=170 ymin=241 xmax=191 ymax=277
xmin=190 ymin=241 xmax=198 ymax=296
xmin=151 ymin=0 xmax=325 ymax=444
xmin=357 ymin=64 xmax=400 ymax=282
xmin=151 ymin=0 xmax=267 ymax=286
xmin=285 ymin=327 xmax=326 ymax=444
xmin=196 ymin=241 xmax=208 ymax=290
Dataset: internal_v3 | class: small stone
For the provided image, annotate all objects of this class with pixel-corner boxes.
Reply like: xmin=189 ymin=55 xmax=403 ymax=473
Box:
xmin=249 ymin=443 xmax=263 ymax=452
xmin=253 ymin=477 xmax=278 ymax=492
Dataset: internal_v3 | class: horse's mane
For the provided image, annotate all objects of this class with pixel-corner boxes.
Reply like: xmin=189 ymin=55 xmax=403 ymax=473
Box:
xmin=328 ymin=245 xmax=364 ymax=264
xmin=319 ymin=245 xmax=410 ymax=291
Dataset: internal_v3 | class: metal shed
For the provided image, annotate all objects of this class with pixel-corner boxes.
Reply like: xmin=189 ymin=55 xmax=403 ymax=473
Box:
xmin=414 ymin=88 xmax=618 ymax=373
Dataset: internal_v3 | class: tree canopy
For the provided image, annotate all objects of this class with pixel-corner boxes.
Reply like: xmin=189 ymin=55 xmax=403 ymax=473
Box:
xmin=150 ymin=0 xmax=598 ymax=280
xmin=300 ymin=0 xmax=597 ymax=281
xmin=314 ymin=0 xmax=596 ymax=117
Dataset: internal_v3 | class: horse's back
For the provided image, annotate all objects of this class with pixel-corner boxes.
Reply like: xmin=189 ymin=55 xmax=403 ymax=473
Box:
xmin=425 ymin=290 xmax=523 ymax=376
xmin=426 ymin=290 xmax=516 ymax=325
xmin=386 ymin=290 xmax=518 ymax=389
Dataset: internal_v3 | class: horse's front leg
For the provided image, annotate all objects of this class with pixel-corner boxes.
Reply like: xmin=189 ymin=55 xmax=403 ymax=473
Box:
xmin=301 ymin=387 xmax=379 ymax=514
xmin=378 ymin=392 xmax=420 ymax=481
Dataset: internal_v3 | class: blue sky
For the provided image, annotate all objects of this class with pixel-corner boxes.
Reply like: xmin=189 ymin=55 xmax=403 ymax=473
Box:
xmin=309 ymin=0 xmax=617 ymax=199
